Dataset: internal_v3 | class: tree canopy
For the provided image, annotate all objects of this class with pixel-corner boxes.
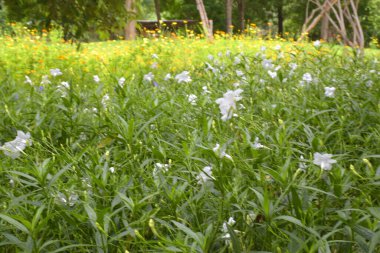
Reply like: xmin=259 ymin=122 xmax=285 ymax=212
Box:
xmin=1 ymin=0 xmax=379 ymax=43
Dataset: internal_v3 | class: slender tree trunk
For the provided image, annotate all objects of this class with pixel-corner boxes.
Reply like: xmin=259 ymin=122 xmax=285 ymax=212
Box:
xmin=226 ymin=0 xmax=233 ymax=34
xmin=301 ymin=0 xmax=364 ymax=52
xmin=195 ymin=0 xmax=213 ymax=40
xmin=125 ymin=0 xmax=136 ymax=40
xmin=238 ymin=0 xmax=245 ymax=32
xmin=321 ymin=10 xmax=330 ymax=40
xmin=277 ymin=1 xmax=284 ymax=37
xmin=154 ymin=0 xmax=161 ymax=25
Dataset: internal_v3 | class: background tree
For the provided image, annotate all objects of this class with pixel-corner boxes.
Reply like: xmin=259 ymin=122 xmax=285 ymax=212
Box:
xmin=195 ymin=0 xmax=213 ymax=40
xmin=154 ymin=0 xmax=161 ymax=23
xmin=226 ymin=0 xmax=233 ymax=34
xmin=3 ymin=0 xmax=127 ymax=41
xmin=237 ymin=0 xmax=246 ymax=32
xmin=2 ymin=0 xmax=378 ymax=44
xmin=125 ymin=0 xmax=136 ymax=40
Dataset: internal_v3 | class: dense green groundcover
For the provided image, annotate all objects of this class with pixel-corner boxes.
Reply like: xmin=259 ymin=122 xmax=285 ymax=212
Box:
xmin=0 ymin=38 xmax=380 ymax=252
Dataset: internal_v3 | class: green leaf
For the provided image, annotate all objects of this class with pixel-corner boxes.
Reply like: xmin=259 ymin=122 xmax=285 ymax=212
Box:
xmin=83 ymin=203 xmax=97 ymax=228
xmin=368 ymin=207 xmax=380 ymax=220
xmin=0 ymin=214 xmax=30 ymax=234
xmin=369 ymin=230 xmax=380 ymax=253
xmin=274 ymin=215 xmax=319 ymax=238
xmin=171 ymin=220 xmax=203 ymax=246
xmin=226 ymin=224 xmax=242 ymax=253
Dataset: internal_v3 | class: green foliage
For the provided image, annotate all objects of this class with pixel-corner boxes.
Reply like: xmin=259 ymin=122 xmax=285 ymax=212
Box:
xmin=3 ymin=0 xmax=127 ymax=41
xmin=361 ymin=0 xmax=380 ymax=40
xmin=0 ymin=37 xmax=379 ymax=252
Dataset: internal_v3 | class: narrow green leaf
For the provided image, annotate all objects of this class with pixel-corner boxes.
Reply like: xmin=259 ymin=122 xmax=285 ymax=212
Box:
xmin=0 ymin=214 xmax=30 ymax=234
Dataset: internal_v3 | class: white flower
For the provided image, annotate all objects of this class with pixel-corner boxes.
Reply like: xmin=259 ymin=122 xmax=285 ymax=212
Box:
xmin=164 ymin=73 xmax=172 ymax=81
xmin=102 ymin=94 xmax=110 ymax=108
xmin=226 ymin=50 xmax=231 ymax=57
xmin=313 ymin=40 xmax=321 ymax=47
xmin=153 ymin=163 xmax=169 ymax=183
xmin=144 ymin=72 xmax=154 ymax=82
xmin=109 ymin=167 xmax=115 ymax=173
xmin=151 ymin=62 xmax=158 ymax=69
xmin=57 ymin=82 xmax=70 ymax=97
xmin=366 ymin=80 xmax=373 ymax=87
xmin=215 ymin=89 xmax=243 ymax=121
xmin=154 ymin=163 xmax=169 ymax=172
xmin=60 ymin=81 xmax=70 ymax=89
xmin=236 ymin=70 xmax=244 ymax=77
xmin=268 ymin=70 xmax=277 ymax=79
xmin=0 ymin=131 xmax=32 ymax=159
xmin=205 ymin=62 xmax=213 ymax=70
xmin=234 ymin=56 xmax=241 ymax=65
xmin=213 ymin=143 xmax=232 ymax=160
xmin=50 ymin=68 xmax=62 ymax=77
xmin=175 ymin=71 xmax=192 ymax=83
xmin=93 ymin=75 xmax=100 ymax=83
xmin=227 ymin=217 xmax=236 ymax=226
xmin=260 ymin=46 xmax=267 ymax=51
xmin=152 ymin=54 xmax=159 ymax=59
xmin=221 ymin=233 xmax=231 ymax=239
xmin=196 ymin=166 xmax=214 ymax=184
xmin=207 ymin=54 xmax=214 ymax=61
xmin=25 ymin=76 xmax=33 ymax=85
xmin=222 ymin=217 xmax=236 ymax=233
xmin=202 ymin=86 xmax=211 ymax=94
xmin=313 ymin=152 xmax=337 ymax=171
xmin=302 ymin=73 xmax=313 ymax=83
xmin=187 ymin=94 xmax=197 ymax=105
xmin=252 ymin=137 xmax=264 ymax=149
xmin=274 ymin=44 xmax=281 ymax=50
xmin=118 ymin=77 xmax=126 ymax=86
xmin=57 ymin=192 xmax=79 ymax=207
xmin=40 ymin=75 xmax=51 ymax=85
xmin=262 ymin=59 xmax=273 ymax=70
xmin=324 ymin=87 xmax=336 ymax=98
xmin=289 ymin=63 xmax=298 ymax=71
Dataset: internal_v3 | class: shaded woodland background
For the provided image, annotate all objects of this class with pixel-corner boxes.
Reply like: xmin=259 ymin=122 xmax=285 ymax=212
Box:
xmin=0 ymin=0 xmax=379 ymax=46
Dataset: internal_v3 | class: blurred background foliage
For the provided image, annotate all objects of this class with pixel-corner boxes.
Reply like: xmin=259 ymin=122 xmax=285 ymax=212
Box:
xmin=0 ymin=0 xmax=379 ymax=44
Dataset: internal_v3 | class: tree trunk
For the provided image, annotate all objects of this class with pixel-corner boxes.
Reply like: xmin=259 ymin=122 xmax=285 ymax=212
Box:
xmin=301 ymin=0 xmax=364 ymax=52
xmin=195 ymin=0 xmax=213 ymax=40
xmin=238 ymin=0 xmax=245 ymax=32
xmin=321 ymin=10 xmax=330 ymax=40
xmin=277 ymin=1 xmax=284 ymax=37
xmin=125 ymin=0 xmax=136 ymax=40
xmin=226 ymin=0 xmax=233 ymax=34
xmin=300 ymin=0 xmax=338 ymax=41
xmin=154 ymin=0 xmax=161 ymax=24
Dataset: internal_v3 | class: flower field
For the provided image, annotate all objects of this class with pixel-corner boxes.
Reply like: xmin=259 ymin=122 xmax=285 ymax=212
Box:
xmin=0 ymin=37 xmax=380 ymax=252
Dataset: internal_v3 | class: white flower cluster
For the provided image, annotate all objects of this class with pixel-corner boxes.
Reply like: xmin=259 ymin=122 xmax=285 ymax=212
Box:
xmin=0 ymin=131 xmax=32 ymax=159
xmin=215 ymin=89 xmax=243 ymax=121
xmin=175 ymin=71 xmax=192 ymax=83
xmin=196 ymin=166 xmax=214 ymax=184
xmin=221 ymin=217 xmax=236 ymax=239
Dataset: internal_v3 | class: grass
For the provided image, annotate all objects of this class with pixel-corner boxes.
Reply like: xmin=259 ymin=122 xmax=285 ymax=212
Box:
xmin=0 ymin=35 xmax=379 ymax=252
